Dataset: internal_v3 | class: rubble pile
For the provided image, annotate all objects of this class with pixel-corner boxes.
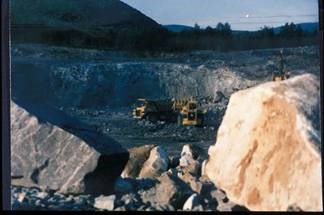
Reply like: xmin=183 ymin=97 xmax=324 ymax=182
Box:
xmin=12 ymin=144 xmax=248 ymax=211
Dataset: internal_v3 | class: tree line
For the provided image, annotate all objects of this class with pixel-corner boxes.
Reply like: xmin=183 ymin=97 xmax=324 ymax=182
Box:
xmin=42 ymin=22 xmax=318 ymax=52
xmin=164 ymin=22 xmax=318 ymax=52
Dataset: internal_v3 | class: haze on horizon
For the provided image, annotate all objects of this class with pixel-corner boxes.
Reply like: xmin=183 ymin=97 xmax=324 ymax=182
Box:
xmin=122 ymin=0 xmax=319 ymax=31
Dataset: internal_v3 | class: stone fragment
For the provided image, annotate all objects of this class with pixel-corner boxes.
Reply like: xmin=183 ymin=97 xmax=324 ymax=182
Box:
xmin=139 ymin=146 xmax=169 ymax=179
xmin=94 ymin=195 xmax=116 ymax=211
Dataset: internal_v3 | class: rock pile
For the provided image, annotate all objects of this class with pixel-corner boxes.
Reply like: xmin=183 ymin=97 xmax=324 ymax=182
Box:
xmin=90 ymin=144 xmax=248 ymax=211
xmin=204 ymin=74 xmax=322 ymax=211
xmin=12 ymin=144 xmax=248 ymax=211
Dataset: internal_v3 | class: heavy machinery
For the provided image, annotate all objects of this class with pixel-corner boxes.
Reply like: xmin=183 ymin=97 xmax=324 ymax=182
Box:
xmin=173 ymin=97 xmax=203 ymax=126
xmin=272 ymin=49 xmax=290 ymax=81
xmin=133 ymin=97 xmax=203 ymax=126
xmin=133 ymin=98 xmax=176 ymax=122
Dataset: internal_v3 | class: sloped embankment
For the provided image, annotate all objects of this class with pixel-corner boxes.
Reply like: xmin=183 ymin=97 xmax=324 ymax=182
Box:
xmin=12 ymin=59 xmax=254 ymax=109
xmin=204 ymin=74 xmax=322 ymax=211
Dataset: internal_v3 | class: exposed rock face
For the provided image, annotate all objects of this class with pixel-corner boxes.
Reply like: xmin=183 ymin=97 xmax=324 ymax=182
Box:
xmin=139 ymin=146 xmax=169 ymax=178
xmin=204 ymin=74 xmax=322 ymax=211
xmin=11 ymin=101 xmax=128 ymax=195
xmin=121 ymin=145 xmax=156 ymax=178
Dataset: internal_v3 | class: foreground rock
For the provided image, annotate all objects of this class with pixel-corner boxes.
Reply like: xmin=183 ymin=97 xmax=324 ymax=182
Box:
xmin=121 ymin=145 xmax=156 ymax=179
xmin=139 ymin=146 xmax=169 ymax=178
xmin=178 ymin=144 xmax=202 ymax=176
xmin=94 ymin=195 xmax=116 ymax=211
xmin=11 ymin=144 xmax=249 ymax=211
xmin=140 ymin=172 xmax=193 ymax=209
xmin=204 ymin=74 xmax=322 ymax=211
xmin=183 ymin=193 xmax=203 ymax=211
xmin=11 ymin=101 xmax=128 ymax=195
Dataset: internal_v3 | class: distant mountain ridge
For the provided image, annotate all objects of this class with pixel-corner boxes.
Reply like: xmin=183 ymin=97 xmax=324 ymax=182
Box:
xmin=163 ymin=25 xmax=193 ymax=33
xmin=274 ymin=22 xmax=318 ymax=33
xmin=164 ymin=22 xmax=319 ymax=33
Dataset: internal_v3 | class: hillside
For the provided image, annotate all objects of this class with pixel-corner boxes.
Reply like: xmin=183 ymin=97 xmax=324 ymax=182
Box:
xmin=11 ymin=0 xmax=160 ymax=28
xmin=10 ymin=0 xmax=163 ymax=46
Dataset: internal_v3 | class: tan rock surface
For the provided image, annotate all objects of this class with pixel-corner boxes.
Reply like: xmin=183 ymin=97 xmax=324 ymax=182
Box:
xmin=139 ymin=146 xmax=169 ymax=179
xmin=204 ymin=74 xmax=322 ymax=211
xmin=121 ymin=145 xmax=156 ymax=178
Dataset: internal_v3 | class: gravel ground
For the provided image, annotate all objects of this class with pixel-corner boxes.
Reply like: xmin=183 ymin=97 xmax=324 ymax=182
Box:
xmin=61 ymin=105 xmax=220 ymax=159
xmin=11 ymin=186 xmax=95 ymax=211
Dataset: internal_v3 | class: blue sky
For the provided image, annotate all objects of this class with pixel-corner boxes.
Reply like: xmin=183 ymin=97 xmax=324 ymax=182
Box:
xmin=122 ymin=0 xmax=319 ymax=31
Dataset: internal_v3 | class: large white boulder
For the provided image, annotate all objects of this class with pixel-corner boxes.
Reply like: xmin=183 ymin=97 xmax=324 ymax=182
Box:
xmin=11 ymin=100 xmax=128 ymax=195
xmin=204 ymin=74 xmax=322 ymax=211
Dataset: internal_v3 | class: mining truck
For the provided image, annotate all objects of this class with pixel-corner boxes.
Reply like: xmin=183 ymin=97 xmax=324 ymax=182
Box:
xmin=133 ymin=98 xmax=177 ymax=122
xmin=133 ymin=97 xmax=203 ymax=126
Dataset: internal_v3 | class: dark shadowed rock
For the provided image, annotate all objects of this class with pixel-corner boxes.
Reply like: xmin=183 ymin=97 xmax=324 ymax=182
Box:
xmin=114 ymin=177 xmax=135 ymax=194
xmin=135 ymin=178 xmax=158 ymax=191
xmin=287 ymin=204 xmax=303 ymax=211
xmin=140 ymin=172 xmax=193 ymax=209
xmin=168 ymin=155 xmax=180 ymax=169
xmin=11 ymin=101 xmax=128 ymax=195
xmin=231 ymin=204 xmax=250 ymax=211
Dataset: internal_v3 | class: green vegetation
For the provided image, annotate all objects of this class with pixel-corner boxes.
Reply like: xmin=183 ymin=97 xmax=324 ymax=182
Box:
xmin=13 ymin=22 xmax=318 ymax=53
xmin=164 ymin=22 xmax=318 ymax=52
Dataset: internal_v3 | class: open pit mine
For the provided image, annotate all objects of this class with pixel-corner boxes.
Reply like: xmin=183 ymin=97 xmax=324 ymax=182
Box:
xmin=10 ymin=44 xmax=321 ymax=211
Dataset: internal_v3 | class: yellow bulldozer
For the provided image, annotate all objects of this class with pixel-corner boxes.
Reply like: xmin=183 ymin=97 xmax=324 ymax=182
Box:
xmin=133 ymin=97 xmax=203 ymax=126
